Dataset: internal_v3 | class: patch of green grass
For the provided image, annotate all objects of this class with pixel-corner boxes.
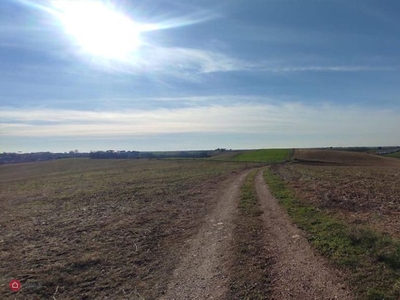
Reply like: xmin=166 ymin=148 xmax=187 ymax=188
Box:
xmin=228 ymin=169 xmax=271 ymax=300
xmin=238 ymin=170 xmax=262 ymax=216
xmin=233 ymin=149 xmax=292 ymax=163
xmin=263 ymin=168 xmax=400 ymax=300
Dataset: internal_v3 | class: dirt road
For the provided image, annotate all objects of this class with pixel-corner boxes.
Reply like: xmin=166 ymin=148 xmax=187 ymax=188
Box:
xmin=160 ymin=170 xmax=251 ymax=300
xmin=161 ymin=169 xmax=353 ymax=299
xmin=255 ymin=169 xmax=353 ymax=300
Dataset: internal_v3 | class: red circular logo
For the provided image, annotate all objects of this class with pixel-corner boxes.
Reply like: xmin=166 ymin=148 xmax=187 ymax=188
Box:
xmin=9 ymin=279 xmax=21 ymax=292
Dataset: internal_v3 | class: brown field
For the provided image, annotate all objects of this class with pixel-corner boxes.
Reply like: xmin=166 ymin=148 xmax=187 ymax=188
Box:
xmin=294 ymin=149 xmax=400 ymax=167
xmin=2 ymin=149 xmax=399 ymax=299
xmin=275 ymin=149 xmax=400 ymax=239
xmin=0 ymin=158 xmax=253 ymax=299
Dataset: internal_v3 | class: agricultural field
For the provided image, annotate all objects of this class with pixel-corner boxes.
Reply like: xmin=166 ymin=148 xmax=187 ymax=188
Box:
xmin=385 ymin=151 xmax=400 ymax=159
xmin=207 ymin=151 xmax=241 ymax=161
xmin=0 ymin=158 xmax=253 ymax=299
xmin=284 ymin=149 xmax=400 ymax=240
xmin=272 ymin=163 xmax=400 ymax=238
xmin=293 ymin=149 xmax=400 ymax=166
xmin=2 ymin=149 xmax=399 ymax=299
xmin=232 ymin=149 xmax=293 ymax=163
xmin=266 ymin=149 xmax=400 ymax=299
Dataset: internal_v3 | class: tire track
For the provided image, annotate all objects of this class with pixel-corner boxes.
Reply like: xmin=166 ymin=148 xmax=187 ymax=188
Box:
xmin=160 ymin=170 xmax=252 ymax=300
xmin=255 ymin=169 xmax=353 ymax=300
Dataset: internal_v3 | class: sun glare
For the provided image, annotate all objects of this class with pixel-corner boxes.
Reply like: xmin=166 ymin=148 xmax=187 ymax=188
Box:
xmin=53 ymin=1 xmax=141 ymax=60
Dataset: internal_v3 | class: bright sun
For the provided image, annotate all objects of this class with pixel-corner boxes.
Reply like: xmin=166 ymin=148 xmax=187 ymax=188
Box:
xmin=53 ymin=1 xmax=142 ymax=60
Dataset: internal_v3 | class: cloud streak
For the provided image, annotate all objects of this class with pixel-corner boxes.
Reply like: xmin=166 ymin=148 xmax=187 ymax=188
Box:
xmin=2 ymin=103 xmax=399 ymax=146
xmin=5 ymin=0 xmax=400 ymax=79
xmin=89 ymin=44 xmax=398 ymax=76
xmin=88 ymin=43 xmax=398 ymax=77
xmin=130 ymin=47 xmax=248 ymax=74
xmin=262 ymin=65 xmax=398 ymax=73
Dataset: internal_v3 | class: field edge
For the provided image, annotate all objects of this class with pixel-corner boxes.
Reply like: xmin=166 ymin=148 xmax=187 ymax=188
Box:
xmin=263 ymin=167 xmax=400 ymax=300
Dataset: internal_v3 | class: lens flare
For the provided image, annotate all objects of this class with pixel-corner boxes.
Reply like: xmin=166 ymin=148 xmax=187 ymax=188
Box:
xmin=53 ymin=0 xmax=141 ymax=60
xmin=14 ymin=0 xmax=219 ymax=70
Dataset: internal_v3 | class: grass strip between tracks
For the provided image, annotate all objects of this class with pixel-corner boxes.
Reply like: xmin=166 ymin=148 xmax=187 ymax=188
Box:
xmin=263 ymin=167 xmax=400 ymax=300
xmin=228 ymin=169 xmax=272 ymax=299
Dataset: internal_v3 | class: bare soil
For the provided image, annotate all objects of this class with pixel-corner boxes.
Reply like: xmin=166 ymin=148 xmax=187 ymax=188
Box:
xmin=0 ymin=159 xmax=253 ymax=300
xmin=294 ymin=149 xmax=400 ymax=167
xmin=162 ymin=168 xmax=354 ymax=299
xmin=273 ymin=163 xmax=400 ymax=239
xmin=160 ymin=170 xmax=252 ymax=299
xmin=255 ymin=170 xmax=353 ymax=300
xmin=2 ymin=159 xmax=364 ymax=299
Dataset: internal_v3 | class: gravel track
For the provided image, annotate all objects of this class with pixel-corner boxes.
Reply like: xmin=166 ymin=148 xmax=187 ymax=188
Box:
xmin=160 ymin=170 xmax=251 ymax=300
xmin=255 ymin=169 xmax=353 ymax=300
xmin=161 ymin=169 xmax=354 ymax=299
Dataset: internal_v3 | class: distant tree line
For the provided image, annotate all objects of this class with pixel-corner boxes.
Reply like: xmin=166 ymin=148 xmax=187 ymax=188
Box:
xmin=331 ymin=147 xmax=371 ymax=152
xmin=330 ymin=146 xmax=400 ymax=155
xmin=89 ymin=150 xmax=211 ymax=159
xmin=89 ymin=150 xmax=139 ymax=159
xmin=142 ymin=151 xmax=211 ymax=159
xmin=1 ymin=149 xmax=214 ymax=164
xmin=0 ymin=152 xmax=88 ymax=164
xmin=376 ymin=147 xmax=400 ymax=155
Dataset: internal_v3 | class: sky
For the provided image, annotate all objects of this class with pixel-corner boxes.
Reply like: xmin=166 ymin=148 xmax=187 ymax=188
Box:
xmin=1 ymin=0 xmax=400 ymax=152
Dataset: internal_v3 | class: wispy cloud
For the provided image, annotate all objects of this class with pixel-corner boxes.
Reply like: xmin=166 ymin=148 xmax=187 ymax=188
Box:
xmin=88 ymin=44 xmax=397 ymax=77
xmin=129 ymin=47 xmax=248 ymax=74
xmin=5 ymin=0 xmax=400 ymax=79
xmin=262 ymin=65 xmax=397 ymax=73
xmin=2 ymin=103 xmax=399 ymax=144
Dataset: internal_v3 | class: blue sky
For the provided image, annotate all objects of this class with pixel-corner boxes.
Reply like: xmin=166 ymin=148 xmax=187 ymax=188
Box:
xmin=1 ymin=0 xmax=400 ymax=152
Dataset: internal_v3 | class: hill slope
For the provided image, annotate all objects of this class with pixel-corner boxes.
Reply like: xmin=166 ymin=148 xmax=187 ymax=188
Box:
xmin=232 ymin=149 xmax=292 ymax=163
xmin=294 ymin=149 xmax=400 ymax=166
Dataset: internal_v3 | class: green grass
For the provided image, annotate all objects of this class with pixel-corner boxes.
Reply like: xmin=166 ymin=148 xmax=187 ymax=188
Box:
xmin=232 ymin=149 xmax=292 ymax=163
xmin=228 ymin=169 xmax=271 ymax=299
xmin=238 ymin=170 xmax=261 ymax=216
xmin=263 ymin=168 xmax=400 ymax=300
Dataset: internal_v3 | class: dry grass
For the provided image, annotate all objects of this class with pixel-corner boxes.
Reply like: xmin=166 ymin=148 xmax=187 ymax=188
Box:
xmin=0 ymin=158 xmax=253 ymax=299
xmin=274 ymin=164 xmax=400 ymax=239
xmin=265 ymin=167 xmax=400 ymax=299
